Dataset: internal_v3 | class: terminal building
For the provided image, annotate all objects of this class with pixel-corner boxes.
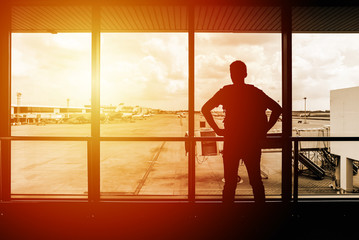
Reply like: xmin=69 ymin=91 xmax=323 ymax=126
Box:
xmin=11 ymin=102 xmax=152 ymax=124
xmin=331 ymin=86 xmax=359 ymax=193
xmin=11 ymin=105 xmax=90 ymax=124
xmin=1 ymin=0 xmax=359 ymax=239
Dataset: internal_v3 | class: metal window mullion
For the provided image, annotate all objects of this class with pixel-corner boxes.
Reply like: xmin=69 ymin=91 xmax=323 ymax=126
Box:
xmin=281 ymin=4 xmax=293 ymax=203
xmin=87 ymin=140 xmax=93 ymax=201
xmin=293 ymin=140 xmax=299 ymax=203
xmin=89 ymin=5 xmax=101 ymax=202
xmin=188 ymin=4 xmax=195 ymax=203
xmin=0 ymin=3 xmax=11 ymax=202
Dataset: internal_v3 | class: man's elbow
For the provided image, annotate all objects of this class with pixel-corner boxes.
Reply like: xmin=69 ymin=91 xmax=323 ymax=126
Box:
xmin=269 ymin=106 xmax=282 ymax=119
xmin=274 ymin=108 xmax=282 ymax=118
xmin=201 ymin=104 xmax=209 ymax=115
xmin=277 ymin=106 xmax=283 ymax=115
xmin=274 ymin=103 xmax=282 ymax=115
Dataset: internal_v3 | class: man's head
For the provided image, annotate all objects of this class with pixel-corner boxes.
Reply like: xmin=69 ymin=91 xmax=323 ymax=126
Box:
xmin=230 ymin=60 xmax=247 ymax=84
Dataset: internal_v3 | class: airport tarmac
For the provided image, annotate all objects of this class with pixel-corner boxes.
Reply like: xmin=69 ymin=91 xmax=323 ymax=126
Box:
xmin=9 ymin=114 xmax=358 ymax=198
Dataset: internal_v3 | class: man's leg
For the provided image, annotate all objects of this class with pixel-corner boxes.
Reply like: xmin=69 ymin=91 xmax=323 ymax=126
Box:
xmin=243 ymin=149 xmax=265 ymax=204
xmin=222 ymin=143 xmax=240 ymax=203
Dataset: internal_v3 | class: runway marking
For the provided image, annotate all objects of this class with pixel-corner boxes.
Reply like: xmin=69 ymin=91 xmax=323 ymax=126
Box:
xmin=134 ymin=141 xmax=166 ymax=195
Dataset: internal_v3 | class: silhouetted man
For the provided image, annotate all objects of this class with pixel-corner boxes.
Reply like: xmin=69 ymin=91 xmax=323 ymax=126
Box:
xmin=201 ymin=60 xmax=282 ymax=204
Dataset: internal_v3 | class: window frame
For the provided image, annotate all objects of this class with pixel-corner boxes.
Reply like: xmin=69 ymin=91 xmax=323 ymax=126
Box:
xmin=2 ymin=3 xmax=358 ymax=203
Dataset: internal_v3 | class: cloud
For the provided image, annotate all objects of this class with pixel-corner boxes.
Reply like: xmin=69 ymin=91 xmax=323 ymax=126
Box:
xmin=195 ymin=33 xmax=282 ymax=109
xmin=292 ymin=34 xmax=359 ymax=110
xmin=100 ymin=33 xmax=188 ymax=110
xmin=12 ymin=32 xmax=359 ymax=112
xmin=196 ymin=33 xmax=280 ymax=51
xmin=12 ymin=33 xmax=91 ymax=107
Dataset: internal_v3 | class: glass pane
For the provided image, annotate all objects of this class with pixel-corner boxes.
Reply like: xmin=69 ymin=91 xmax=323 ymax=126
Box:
xmin=196 ymin=140 xmax=281 ymax=199
xmin=293 ymin=34 xmax=359 ymax=136
xmin=11 ymin=141 xmax=87 ymax=196
xmin=195 ymin=33 xmax=282 ymax=134
xmin=292 ymin=34 xmax=359 ymax=198
xmin=11 ymin=33 xmax=91 ymax=136
xmin=100 ymin=141 xmax=187 ymax=197
xmin=100 ymin=33 xmax=188 ymax=137
xmin=195 ymin=33 xmax=282 ymax=199
xmin=295 ymin=141 xmax=359 ymax=197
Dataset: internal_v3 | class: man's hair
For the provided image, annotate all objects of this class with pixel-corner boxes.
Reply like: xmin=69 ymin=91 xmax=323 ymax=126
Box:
xmin=230 ymin=60 xmax=247 ymax=76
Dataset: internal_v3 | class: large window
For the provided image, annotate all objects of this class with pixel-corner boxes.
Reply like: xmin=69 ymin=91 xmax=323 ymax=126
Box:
xmin=98 ymin=33 xmax=188 ymax=197
xmin=6 ymin=4 xmax=359 ymax=203
xmin=195 ymin=33 xmax=282 ymax=199
xmin=100 ymin=33 xmax=188 ymax=137
xmin=10 ymin=33 xmax=91 ymax=198
xmin=7 ymin=30 xmax=285 ymax=200
xmin=8 ymin=32 xmax=283 ymax=200
xmin=11 ymin=33 xmax=92 ymax=136
xmin=293 ymin=34 xmax=359 ymax=197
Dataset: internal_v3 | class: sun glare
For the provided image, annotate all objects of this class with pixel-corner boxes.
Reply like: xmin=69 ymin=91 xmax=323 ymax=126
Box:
xmin=11 ymin=33 xmax=91 ymax=107
xmin=100 ymin=33 xmax=188 ymax=110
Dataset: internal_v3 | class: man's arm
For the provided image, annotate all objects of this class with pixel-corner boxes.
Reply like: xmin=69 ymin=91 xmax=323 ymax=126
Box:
xmin=201 ymin=97 xmax=225 ymax=136
xmin=265 ymin=98 xmax=282 ymax=133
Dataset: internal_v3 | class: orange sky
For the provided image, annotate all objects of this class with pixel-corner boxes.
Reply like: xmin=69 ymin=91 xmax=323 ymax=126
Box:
xmin=11 ymin=33 xmax=359 ymax=111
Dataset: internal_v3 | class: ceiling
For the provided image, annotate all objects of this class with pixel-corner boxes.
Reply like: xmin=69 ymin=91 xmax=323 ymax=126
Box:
xmin=8 ymin=0 xmax=359 ymax=33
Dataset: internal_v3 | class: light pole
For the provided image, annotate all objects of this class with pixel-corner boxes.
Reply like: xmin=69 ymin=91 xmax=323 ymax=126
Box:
xmin=67 ymin=98 xmax=70 ymax=118
xmin=304 ymin=97 xmax=307 ymax=124
xmin=16 ymin=92 xmax=22 ymax=124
